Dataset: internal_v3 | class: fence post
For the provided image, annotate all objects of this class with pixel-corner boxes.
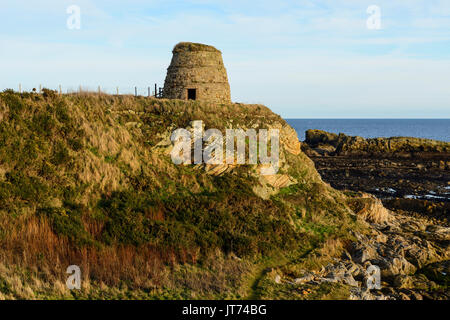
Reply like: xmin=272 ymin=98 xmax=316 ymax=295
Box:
xmin=148 ymin=87 xmax=150 ymax=97
xmin=135 ymin=87 xmax=137 ymax=97
xmin=19 ymin=84 xmax=22 ymax=93
xmin=59 ymin=85 xmax=62 ymax=95
xmin=154 ymin=84 xmax=157 ymax=97
xmin=39 ymin=84 xmax=42 ymax=94
xmin=116 ymin=87 xmax=119 ymax=95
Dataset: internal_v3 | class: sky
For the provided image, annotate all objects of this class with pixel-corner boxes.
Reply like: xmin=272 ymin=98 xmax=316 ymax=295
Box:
xmin=0 ymin=0 xmax=449 ymax=118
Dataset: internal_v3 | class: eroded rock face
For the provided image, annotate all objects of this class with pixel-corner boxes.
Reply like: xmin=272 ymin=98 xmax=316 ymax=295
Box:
xmin=348 ymin=210 xmax=449 ymax=299
xmin=156 ymin=118 xmax=305 ymax=199
xmin=270 ymin=206 xmax=450 ymax=300
xmin=305 ymin=129 xmax=340 ymax=148
xmin=347 ymin=193 xmax=391 ymax=224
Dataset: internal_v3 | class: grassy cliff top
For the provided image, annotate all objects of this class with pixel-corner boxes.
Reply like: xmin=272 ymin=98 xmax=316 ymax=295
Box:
xmin=173 ymin=42 xmax=221 ymax=53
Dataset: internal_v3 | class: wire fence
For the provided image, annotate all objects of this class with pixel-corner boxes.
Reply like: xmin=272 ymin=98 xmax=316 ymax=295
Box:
xmin=10 ymin=83 xmax=165 ymax=98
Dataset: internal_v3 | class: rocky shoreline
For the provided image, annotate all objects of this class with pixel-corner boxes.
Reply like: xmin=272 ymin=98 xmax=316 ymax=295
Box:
xmin=302 ymin=130 xmax=449 ymax=224
xmin=291 ymin=130 xmax=450 ymax=299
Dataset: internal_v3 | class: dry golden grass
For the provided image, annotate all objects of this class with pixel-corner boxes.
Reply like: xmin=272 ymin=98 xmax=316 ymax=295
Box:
xmin=0 ymin=212 xmax=170 ymax=290
xmin=318 ymin=237 xmax=345 ymax=258
xmin=291 ymin=238 xmax=346 ymax=273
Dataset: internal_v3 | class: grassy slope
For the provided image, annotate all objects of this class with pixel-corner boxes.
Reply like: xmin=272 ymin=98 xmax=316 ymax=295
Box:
xmin=0 ymin=90 xmax=362 ymax=299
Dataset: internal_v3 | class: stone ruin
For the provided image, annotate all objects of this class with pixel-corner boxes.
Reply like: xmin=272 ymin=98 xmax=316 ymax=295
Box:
xmin=162 ymin=42 xmax=231 ymax=103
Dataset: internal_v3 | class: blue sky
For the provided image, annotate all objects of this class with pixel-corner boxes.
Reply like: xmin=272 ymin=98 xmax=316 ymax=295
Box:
xmin=0 ymin=0 xmax=449 ymax=118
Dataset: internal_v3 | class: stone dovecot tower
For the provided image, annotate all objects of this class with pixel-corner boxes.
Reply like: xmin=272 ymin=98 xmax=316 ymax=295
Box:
xmin=162 ymin=42 xmax=231 ymax=103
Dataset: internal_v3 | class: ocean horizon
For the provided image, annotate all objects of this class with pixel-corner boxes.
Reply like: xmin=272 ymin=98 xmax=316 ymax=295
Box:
xmin=286 ymin=119 xmax=450 ymax=142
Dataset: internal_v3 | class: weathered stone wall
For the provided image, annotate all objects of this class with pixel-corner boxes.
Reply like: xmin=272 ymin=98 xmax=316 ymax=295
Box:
xmin=163 ymin=42 xmax=231 ymax=103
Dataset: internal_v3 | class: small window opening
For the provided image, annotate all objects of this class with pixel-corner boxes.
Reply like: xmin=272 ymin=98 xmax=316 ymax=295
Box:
xmin=187 ymin=89 xmax=197 ymax=100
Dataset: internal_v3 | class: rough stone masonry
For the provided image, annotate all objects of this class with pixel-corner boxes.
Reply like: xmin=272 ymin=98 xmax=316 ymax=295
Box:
xmin=163 ymin=42 xmax=231 ymax=103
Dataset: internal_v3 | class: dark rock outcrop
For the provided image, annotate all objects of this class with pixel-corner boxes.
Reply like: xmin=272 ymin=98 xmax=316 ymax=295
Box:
xmin=302 ymin=130 xmax=450 ymax=224
xmin=304 ymin=129 xmax=450 ymax=157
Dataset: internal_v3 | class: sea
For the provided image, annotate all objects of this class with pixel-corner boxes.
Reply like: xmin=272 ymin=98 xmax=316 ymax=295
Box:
xmin=285 ymin=119 xmax=450 ymax=142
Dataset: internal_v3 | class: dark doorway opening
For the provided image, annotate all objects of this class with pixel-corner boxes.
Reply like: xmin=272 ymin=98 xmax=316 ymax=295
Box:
xmin=187 ymin=89 xmax=197 ymax=100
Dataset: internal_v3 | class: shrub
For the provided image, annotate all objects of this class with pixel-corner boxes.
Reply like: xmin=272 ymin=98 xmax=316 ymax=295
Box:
xmin=31 ymin=112 xmax=56 ymax=137
xmin=51 ymin=142 xmax=71 ymax=166
xmin=5 ymin=171 xmax=49 ymax=204
xmin=2 ymin=91 xmax=25 ymax=119
xmin=37 ymin=205 xmax=94 ymax=246
xmin=42 ymin=88 xmax=57 ymax=99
